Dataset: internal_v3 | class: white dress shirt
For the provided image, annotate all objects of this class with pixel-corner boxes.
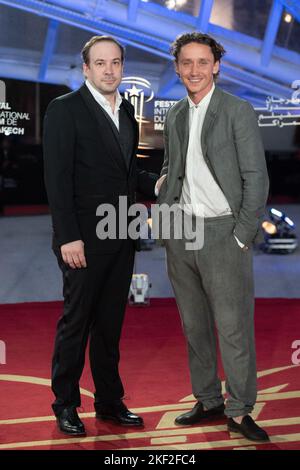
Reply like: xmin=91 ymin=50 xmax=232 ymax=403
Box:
xmin=180 ymin=83 xmax=232 ymax=218
xmin=85 ymin=79 xmax=122 ymax=130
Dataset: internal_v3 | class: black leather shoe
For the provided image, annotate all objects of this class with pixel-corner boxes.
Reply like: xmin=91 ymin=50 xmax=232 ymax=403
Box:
xmin=56 ymin=407 xmax=86 ymax=435
xmin=95 ymin=400 xmax=144 ymax=426
xmin=175 ymin=402 xmax=225 ymax=426
xmin=228 ymin=415 xmax=269 ymax=442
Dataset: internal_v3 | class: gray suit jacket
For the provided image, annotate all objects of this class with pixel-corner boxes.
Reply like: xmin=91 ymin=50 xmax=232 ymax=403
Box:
xmin=157 ymin=86 xmax=269 ymax=246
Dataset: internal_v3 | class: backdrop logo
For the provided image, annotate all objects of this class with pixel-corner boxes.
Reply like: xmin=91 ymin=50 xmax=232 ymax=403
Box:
xmin=0 ymin=79 xmax=30 ymax=136
xmin=154 ymin=100 xmax=177 ymax=131
xmin=255 ymin=80 xmax=300 ymax=128
xmin=122 ymin=76 xmax=154 ymax=148
xmin=292 ymin=79 xmax=300 ymax=102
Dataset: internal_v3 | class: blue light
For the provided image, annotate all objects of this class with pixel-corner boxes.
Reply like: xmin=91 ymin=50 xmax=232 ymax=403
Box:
xmin=263 ymin=207 xmax=298 ymax=253
xmin=284 ymin=216 xmax=295 ymax=227
xmin=271 ymin=208 xmax=283 ymax=217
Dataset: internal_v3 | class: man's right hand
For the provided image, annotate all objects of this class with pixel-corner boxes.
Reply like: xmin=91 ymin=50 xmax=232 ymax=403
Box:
xmin=60 ymin=240 xmax=87 ymax=269
xmin=155 ymin=174 xmax=167 ymax=196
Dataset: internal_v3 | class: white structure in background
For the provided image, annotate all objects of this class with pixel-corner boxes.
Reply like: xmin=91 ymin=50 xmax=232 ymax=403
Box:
xmin=129 ymin=274 xmax=151 ymax=305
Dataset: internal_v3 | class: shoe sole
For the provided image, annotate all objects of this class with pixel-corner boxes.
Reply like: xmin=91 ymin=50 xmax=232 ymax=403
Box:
xmin=96 ymin=414 xmax=144 ymax=427
xmin=57 ymin=426 xmax=86 ymax=436
xmin=56 ymin=420 xmax=86 ymax=436
xmin=227 ymin=425 xmax=270 ymax=442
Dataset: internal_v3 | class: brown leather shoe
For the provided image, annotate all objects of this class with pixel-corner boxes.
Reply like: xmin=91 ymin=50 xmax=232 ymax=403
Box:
xmin=228 ymin=415 xmax=269 ymax=442
xmin=175 ymin=402 xmax=225 ymax=426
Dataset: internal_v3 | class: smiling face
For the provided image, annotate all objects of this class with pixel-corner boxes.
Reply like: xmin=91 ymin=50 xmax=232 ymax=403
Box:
xmin=175 ymin=42 xmax=219 ymax=104
xmin=83 ymin=40 xmax=123 ymax=98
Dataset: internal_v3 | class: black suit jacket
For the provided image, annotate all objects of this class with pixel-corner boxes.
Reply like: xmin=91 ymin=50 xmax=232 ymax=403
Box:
xmin=43 ymin=84 xmax=157 ymax=253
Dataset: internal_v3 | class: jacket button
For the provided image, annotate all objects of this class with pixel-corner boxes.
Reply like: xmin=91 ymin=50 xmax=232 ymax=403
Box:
xmin=174 ymin=196 xmax=179 ymax=201
xmin=178 ymin=176 xmax=182 ymax=180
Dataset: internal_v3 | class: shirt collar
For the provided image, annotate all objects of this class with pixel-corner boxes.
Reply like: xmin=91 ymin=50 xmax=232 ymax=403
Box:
xmin=187 ymin=82 xmax=215 ymax=109
xmin=85 ymin=79 xmax=123 ymax=112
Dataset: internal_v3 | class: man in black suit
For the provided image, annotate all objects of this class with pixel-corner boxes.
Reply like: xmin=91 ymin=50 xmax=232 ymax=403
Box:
xmin=43 ymin=35 xmax=157 ymax=435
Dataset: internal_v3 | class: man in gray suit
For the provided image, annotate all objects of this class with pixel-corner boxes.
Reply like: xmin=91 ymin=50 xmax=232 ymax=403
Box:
xmin=156 ymin=32 xmax=269 ymax=442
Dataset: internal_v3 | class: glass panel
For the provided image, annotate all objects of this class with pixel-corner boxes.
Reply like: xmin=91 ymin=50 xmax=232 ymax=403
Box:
xmin=55 ymin=24 xmax=94 ymax=57
xmin=0 ymin=4 xmax=48 ymax=52
xmin=211 ymin=0 xmax=273 ymax=39
xmin=276 ymin=14 xmax=300 ymax=54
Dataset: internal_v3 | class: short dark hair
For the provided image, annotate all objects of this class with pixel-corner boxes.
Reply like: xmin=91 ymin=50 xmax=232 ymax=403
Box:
xmin=81 ymin=35 xmax=125 ymax=65
xmin=171 ymin=32 xmax=225 ymax=79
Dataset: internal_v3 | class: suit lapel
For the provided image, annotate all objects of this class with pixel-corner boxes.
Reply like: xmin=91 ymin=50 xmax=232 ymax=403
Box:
xmin=79 ymin=84 xmax=127 ymax=173
xmin=175 ymin=98 xmax=189 ymax=170
xmin=121 ymin=98 xmax=139 ymax=175
xmin=201 ymin=86 xmax=224 ymax=156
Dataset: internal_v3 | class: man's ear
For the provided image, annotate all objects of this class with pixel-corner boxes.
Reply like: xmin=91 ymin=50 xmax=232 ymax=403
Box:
xmin=82 ymin=62 xmax=88 ymax=77
xmin=213 ymin=60 xmax=220 ymax=76
xmin=174 ymin=61 xmax=180 ymax=77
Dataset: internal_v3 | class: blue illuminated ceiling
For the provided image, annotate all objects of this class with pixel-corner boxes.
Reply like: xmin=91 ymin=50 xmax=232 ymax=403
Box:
xmin=0 ymin=0 xmax=299 ymax=105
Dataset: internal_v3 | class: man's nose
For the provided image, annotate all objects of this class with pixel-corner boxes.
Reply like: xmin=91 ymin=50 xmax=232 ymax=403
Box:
xmin=191 ymin=63 xmax=199 ymax=74
xmin=104 ymin=63 xmax=113 ymax=74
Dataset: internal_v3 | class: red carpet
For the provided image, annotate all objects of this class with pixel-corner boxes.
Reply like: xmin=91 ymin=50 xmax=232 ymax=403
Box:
xmin=0 ymin=298 xmax=300 ymax=450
